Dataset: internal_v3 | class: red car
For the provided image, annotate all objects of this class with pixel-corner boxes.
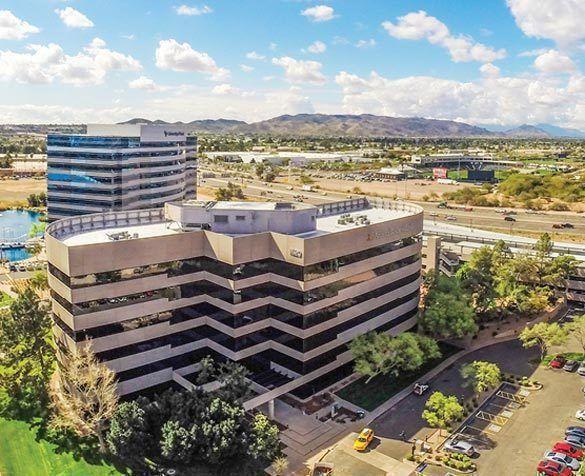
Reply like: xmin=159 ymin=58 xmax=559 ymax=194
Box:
xmin=553 ymin=441 xmax=584 ymax=460
xmin=537 ymin=460 xmax=572 ymax=476
xmin=550 ymin=355 xmax=567 ymax=369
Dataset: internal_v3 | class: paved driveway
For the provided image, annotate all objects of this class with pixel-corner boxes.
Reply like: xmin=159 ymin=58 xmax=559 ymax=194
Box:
xmin=370 ymin=340 xmax=540 ymax=472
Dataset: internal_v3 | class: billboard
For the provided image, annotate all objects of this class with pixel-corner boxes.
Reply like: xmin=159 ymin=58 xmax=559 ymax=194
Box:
xmin=433 ymin=167 xmax=448 ymax=179
xmin=467 ymin=170 xmax=495 ymax=182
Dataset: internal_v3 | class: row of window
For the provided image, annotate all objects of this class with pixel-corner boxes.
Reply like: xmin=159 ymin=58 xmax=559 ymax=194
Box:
xmin=47 ymin=135 xmax=195 ymax=149
xmin=90 ymin=293 xmax=418 ymax=363
xmin=52 ymin=270 xmax=420 ymax=342
xmin=49 ymin=236 xmax=420 ymax=290
xmin=51 ymin=254 xmax=419 ymax=315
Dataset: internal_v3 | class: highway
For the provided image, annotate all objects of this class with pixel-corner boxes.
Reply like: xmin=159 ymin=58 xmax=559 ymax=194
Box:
xmin=199 ymin=174 xmax=585 ymax=242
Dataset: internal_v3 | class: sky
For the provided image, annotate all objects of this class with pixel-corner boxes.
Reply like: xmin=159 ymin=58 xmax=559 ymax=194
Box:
xmin=1 ymin=0 xmax=585 ymax=128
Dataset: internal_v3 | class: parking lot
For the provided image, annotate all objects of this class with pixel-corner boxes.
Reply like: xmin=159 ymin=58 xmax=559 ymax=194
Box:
xmin=472 ymin=364 xmax=585 ymax=475
xmin=366 ymin=340 xmax=585 ymax=475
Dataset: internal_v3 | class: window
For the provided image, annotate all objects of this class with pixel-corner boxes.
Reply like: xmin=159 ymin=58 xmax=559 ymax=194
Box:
xmin=214 ymin=215 xmax=228 ymax=223
xmin=235 ymin=215 xmax=246 ymax=221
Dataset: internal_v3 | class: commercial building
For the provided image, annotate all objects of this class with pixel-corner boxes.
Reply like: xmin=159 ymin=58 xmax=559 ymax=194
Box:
xmin=47 ymin=198 xmax=423 ymax=408
xmin=47 ymin=124 xmax=197 ymax=221
xmin=423 ymin=221 xmax=585 ymax=307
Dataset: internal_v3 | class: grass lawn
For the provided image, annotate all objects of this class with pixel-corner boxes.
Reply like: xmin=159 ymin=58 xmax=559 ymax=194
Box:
xmin=0 ymin=417 xmax=123 ymax=476
xmin=336 ymin=343 xmax=460 ymax=412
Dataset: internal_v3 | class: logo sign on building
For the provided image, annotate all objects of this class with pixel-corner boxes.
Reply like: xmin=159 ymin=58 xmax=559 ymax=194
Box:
xmin=432 ymin=167 xmax=448 ymax=179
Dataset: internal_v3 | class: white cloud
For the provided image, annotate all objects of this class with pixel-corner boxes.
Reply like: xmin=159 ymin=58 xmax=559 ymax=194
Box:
xmin=355 ymin=39 xmax=376 ymax=49
xmin=55 ymin=7 xmax=94 ymax=29
xmin=155 ymin=39 xmax=229 ymax=81
xmin=518 ymin=48 xmax=548 ymax=58
xmin=334 ymin=69 xmax=585 ymax=129
xmin=307 ymin=40 xmax=326 ymax=54
xmin=272 ymin=56 xmax=326 ymax=84
xmin=480 ymin=63 xmax=500 ymax=78
xmin=507 ymin=0 xmax=585 ymax=47
xmin=269 ymin=43 xmax=277 ymax=51
xmin=246 ymin=51 xmax=265 ymax=61
xmin=301 ymin=5 xmax=335 ymax=23
xmin=0 ymin=10 xmax=39 ymax=40
xmin=240 ymin=64 xmax=254 ymax=73
xmin=0 ymin=38 xmax=141 ymax=86
xmin=128 ymin=76 xmax=166 ymax=92
xmin=382 ymin=10 xmax=506 ymax=63
xmin=122 ymin=34 xmax=135 ymax=41
xmin=175 ymin=5 xmax=213 ymax=16
xmin=534 ymin=49 xmax=576 ymax=74
xmin=212 ymin=83 xmax=239 ymax=95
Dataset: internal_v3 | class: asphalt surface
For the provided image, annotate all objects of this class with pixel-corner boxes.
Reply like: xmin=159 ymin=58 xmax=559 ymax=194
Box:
xmin=369 ymin=340 xmax=540 ymax=460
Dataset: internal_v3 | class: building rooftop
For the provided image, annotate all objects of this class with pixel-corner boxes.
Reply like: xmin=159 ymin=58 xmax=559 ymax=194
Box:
xmin=48 ymin=199 xmax=422 ymax=247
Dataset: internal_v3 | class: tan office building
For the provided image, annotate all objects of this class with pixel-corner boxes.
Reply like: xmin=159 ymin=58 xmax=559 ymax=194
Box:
xmin=47 ymin=198 xmax=423 ymax=406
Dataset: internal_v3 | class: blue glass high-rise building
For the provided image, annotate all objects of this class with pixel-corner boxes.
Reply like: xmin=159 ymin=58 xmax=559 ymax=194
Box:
xmin=47 ymin=124 xmax=197 ymax=221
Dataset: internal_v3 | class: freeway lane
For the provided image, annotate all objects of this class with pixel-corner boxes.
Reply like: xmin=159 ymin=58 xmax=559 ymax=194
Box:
xmin=199 ymin=174 xmax=585 ymax=242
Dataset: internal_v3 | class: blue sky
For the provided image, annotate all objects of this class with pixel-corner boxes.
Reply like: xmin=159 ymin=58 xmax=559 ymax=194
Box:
xmin=1 ymin=0 xmax=584 ymax=128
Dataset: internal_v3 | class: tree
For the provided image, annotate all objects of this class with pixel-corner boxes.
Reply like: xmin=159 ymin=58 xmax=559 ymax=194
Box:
xmin=461 ymin=361 xmax=501 ymax=394
xmin=422 ymin=392 xmax=464 ymax=433
xmin=271 ymin=456 xmax=289 ymax=476
xmin=107 ymin=400 xmax=153 ymax=468
xmin=420 ymin=293 xmax=477 ymax=339
xmin=29 ymin=269 xmax=49 ymax=291
xmin=49 ymin=346 xmax=119 ymax=453
xmin=566 ymin=315 xmax=585 ymax=354
xmin=215 ymin=182 xmax=245 ymax=201
xmin=350 ymin=332 xmax=441 ymax=384
xmin=0 ymin=287 xmax=52 ymax=378
xmin=519 ymin=322 xmax=569 ymax=360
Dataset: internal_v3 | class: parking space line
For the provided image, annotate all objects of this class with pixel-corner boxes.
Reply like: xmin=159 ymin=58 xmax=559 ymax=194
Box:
xmin=476 ymin=411 xmax=508 ymax=426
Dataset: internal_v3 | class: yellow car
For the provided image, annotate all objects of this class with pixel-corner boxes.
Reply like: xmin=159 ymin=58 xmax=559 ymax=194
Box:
xmin=353 ymin=428 xmax=374 ymax=451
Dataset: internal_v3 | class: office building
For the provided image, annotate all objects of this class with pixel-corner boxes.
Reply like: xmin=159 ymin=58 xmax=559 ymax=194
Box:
xmin=47 ymin=198 xmax=423 ymax=409
xmin=47 ymin=124 xmax=197 ymax=221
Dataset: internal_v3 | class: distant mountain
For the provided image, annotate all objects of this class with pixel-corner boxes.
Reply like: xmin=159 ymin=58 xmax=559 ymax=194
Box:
xmin=119 ymin=114 xmax=495 ymax=137
xmin=504 ymin=124 xmax=551 ymax=138
xmin=534 ymin=123 xmax=585 ymax=138
xmin=482 ymin=122 xmax=585 ymax=138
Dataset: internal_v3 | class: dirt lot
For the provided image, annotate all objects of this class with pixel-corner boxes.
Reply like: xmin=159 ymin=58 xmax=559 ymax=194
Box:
xmin=0 ymin=178 xmax=46 ymax=203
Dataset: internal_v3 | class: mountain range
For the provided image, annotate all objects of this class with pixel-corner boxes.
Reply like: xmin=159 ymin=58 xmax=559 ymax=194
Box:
xmin=120 ymin=114 xmax=585 ymax=138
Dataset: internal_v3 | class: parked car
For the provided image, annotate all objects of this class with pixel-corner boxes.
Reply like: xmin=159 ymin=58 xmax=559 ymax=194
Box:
xmin=444 ymin=439 xmax=475 ymax=456
xmin=576 ymin=409 xmax=585 ymax=421
xmin=537 ymin=460 xmax=572 ymax=476
xmin=544 ymin=451 xmax=581 ymax=471
xmin=566 ymin=427 xmax=585 ymax=438
xmin=564 ymin=360 xmax=579 ymax=372
xmin=565 ymin=434 xmax=585 ymax=449
xmin=504 ymin=216 xmax=516 ymax=222
xmin=578 ymin=362 xmax=585 ymax=376
xmin=445 ymin=215 xmax=457 ymax=221
xmin=353 ymin=428 xmax=374 ymax=451
xmin=553 ymin=442 xmax=584 ymax=460
xmin=550 ymin=355 xmax=567 ymax=369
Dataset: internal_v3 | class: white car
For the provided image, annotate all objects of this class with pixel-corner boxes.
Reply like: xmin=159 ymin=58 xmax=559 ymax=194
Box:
xmin=578 ymin=362 xmax=585 ymax=376
xmin=544 ymin=451 xmax=581 ymax=471
xmin=576 ymin=409 xmax=585 ymax=421
xmin=444 ymin=439 xmax=475 ymax=456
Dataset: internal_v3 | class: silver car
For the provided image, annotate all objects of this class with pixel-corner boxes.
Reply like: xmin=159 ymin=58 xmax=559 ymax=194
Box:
xmin=444 ymin=439 xmax=475 ymax=456
xmin=578 ymin=362 xmax=585 ymax=376
xmin=565 ymin=434 xmax=585 ymax=449
xmin=544 ymin=451 xmax=581 ymax=471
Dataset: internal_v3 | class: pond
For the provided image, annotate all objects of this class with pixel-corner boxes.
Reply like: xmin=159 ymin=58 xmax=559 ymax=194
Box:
xmin=0 ymin=209 xmax=42 ymax=262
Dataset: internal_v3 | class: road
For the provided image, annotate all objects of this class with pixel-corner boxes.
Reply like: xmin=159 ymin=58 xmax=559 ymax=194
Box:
xmin=199 ymin=173 xmax=585 ymax=242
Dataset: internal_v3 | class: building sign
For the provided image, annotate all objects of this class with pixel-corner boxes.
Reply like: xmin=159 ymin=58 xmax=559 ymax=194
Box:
xmin=290 ymin=249 xmax=303 ymax=258
xmin=433 ymin=167 xmax=448 ymax=179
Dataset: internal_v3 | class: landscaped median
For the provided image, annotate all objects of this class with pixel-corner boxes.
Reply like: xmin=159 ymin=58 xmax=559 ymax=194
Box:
xmin=335 ymin=342 xmax=460 ymax=412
